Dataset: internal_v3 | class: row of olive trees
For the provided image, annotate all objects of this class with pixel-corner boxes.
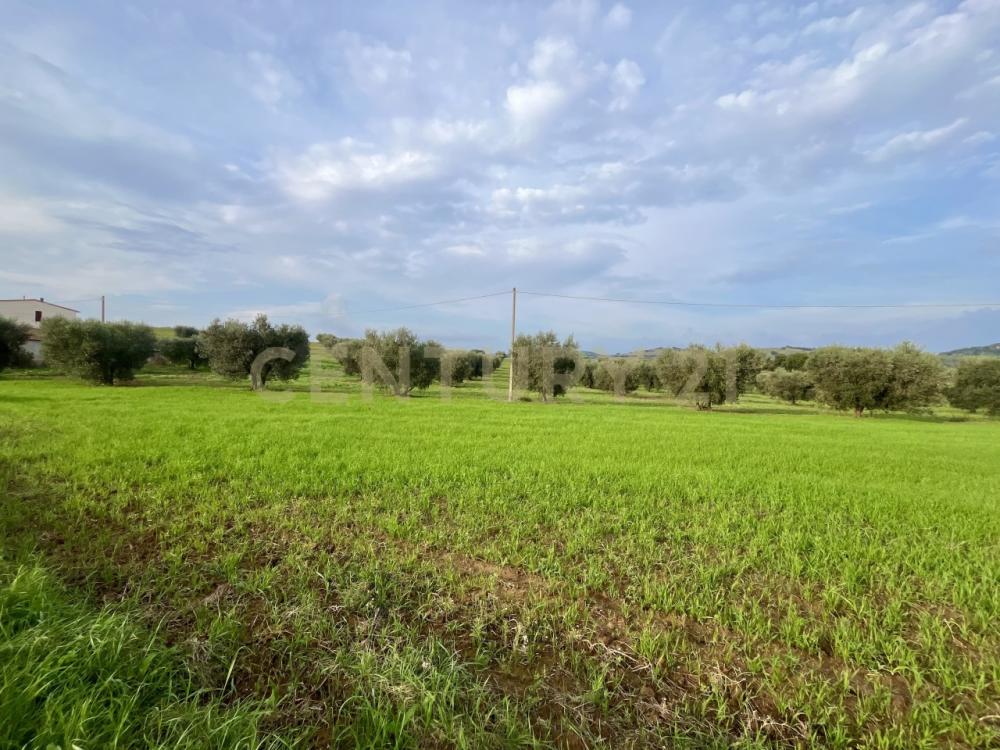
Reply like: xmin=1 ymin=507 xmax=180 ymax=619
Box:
xmin=320 ymin=327 xmax=1000 ymax=414
xmin=35 ymin=315 xmax=309 ymax=388
xmin=569 ymin=342 xmax=998 ymax=416
xmin=318 ymin=329 xmax=505 ymax=396
xmin=321 ymin=328 xmax=577 ymax=401
xmin=9 ymin=313 xmax=1000 ymax=414
xmin=754 ymin=344 xmax=1000 ymax=416
xmin=577 ymin=344 xmax=765 ymax=407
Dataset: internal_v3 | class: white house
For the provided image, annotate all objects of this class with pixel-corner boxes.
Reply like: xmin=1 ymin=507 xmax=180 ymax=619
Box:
xmin=0 ymin=298 xmax=79 ymax=362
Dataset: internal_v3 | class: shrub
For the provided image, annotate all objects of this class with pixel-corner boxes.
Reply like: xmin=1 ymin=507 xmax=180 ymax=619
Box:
xmin=41 ymin=319 xmax=156 ymax=385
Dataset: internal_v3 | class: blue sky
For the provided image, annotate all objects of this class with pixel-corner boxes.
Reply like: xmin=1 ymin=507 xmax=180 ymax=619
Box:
xmin=1 ymin=0 xmax=999 ymax=352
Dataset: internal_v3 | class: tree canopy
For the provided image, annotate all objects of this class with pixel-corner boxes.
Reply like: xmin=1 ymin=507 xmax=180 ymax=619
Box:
xmin=594 ymin=358 xmax=640 ymax=395
xmin=806 ymin=343 xmax=944 ymax=415
xmin=947 ymin=358 xmax=1000 ymax=415
xmin=358 ymin=327 xmax=441 ymax=395
xmin=512 ymin=331 xmax=581 ymax=400
xmin=198 ymin=315 xmax=309 ymax=389
xmin=159 ymin=335 xmax=207 ymax=369
xmin=654 ymin=347 xmax=730 ymax=408
xmin=757 ymin=367 xmax=813 ymax=404
xmin=42 ymin=319 xmax=156 ymax=385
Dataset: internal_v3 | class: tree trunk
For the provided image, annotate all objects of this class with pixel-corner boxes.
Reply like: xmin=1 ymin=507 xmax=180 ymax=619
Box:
xmin=854 ymin=406 xmax=863 ymax=417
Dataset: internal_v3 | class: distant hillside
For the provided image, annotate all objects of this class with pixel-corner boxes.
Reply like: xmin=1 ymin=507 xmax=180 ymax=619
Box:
xmin=586 ymin=346 xmax=814 ymax=360
xmin=939 ymin=343 xmax=1000 ymax=358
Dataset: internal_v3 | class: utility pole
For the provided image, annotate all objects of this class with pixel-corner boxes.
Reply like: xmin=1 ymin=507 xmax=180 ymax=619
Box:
xmin=507 ymin=287 xmax=516 ymax=402
xmin=100 ymin=295 xmax=106 ymax=323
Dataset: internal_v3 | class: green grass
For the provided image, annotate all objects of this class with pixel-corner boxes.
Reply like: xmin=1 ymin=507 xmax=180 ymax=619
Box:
xmin=0 ymin=562 xmax=299 ymax=749
xmin=1 ymin=351 xmax=998 ymax=748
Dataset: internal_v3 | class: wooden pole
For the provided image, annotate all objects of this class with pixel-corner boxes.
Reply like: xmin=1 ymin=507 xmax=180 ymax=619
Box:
xmin=101 ymin=295 xmax=105 ymax=323
xmin=507 ymin=287 xmax=516 ymax=402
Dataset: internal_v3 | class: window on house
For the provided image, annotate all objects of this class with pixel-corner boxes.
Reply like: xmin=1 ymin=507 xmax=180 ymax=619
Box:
xmin=35 ymin=310 xmax=42 ymax=322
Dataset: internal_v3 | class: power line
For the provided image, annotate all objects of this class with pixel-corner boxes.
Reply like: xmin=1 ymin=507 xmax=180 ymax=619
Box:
xmin=347 ymin=290 xmax=511 ymax=316
xmin=519 ymin=291 xmax=1000 ymax=310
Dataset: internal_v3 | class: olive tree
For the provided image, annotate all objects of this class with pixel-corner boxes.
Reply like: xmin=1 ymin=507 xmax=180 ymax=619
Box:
xmin=769 ymin=351 xmax=809 ymax=371
xmin=0 ymin=317 xmax=32 ymax=372
xmin=634 ymin=360 xmax=660 ymax=391
xmin=947 ymin=358 xmax=1000 ymax=415
xmin=727 ymin=343 xmax=767 ymax=397
xmin=199 ymin=314 xmax=309 ymax=390
xmin=512 ymin=331 xmax=581 ymax=401
xmin=806 ymin=343 xmax=943 ymax=416
xmin=757 ymin=367 xmax=813 ymax=404
xmin=41 ymin=318 xmax=156 ymax=385
xmin=594 ymin=358 xmax=640 ymax=395
xmin=440 ymin=349 xmax=472 ymax=386
xmin=359 ymin=327 xmax=440 ymax=396
xmin=321 ymin=335 xmax=363 ymax=377
xmin=159 ymin=335 xmax=207 ymax=369
xmin=654 ymin=347 xmax=730 ymax=408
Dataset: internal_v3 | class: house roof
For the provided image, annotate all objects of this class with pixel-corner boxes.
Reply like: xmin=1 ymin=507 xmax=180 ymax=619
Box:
xmin=0 ymin=298 xmax=80 ymax=313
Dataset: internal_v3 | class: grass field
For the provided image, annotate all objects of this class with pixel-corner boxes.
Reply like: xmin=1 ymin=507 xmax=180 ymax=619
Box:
xmin=1 ymin=350 xmax=998 ymax=748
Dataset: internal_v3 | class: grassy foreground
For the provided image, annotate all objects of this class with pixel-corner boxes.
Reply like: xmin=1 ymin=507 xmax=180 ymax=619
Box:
xmin=1 ymin=357 xmax=998 ymax=748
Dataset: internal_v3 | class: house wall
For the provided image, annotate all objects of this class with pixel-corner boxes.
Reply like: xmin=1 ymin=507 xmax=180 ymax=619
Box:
xmin=0 ymin=300 xmax=78 ymax=327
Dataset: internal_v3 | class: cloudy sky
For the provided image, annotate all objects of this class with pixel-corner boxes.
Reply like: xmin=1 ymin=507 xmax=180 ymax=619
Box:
xmin=2 ymin=0 xmax=999 ymax=352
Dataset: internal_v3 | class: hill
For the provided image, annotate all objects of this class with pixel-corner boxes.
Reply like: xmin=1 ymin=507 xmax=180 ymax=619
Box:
xmin=940 ymin=343 xmax=1000 ymax=358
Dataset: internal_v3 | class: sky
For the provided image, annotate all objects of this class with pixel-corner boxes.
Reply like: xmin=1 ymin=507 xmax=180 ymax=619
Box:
xmin=1 ymin=0 xmax=999 ymax=353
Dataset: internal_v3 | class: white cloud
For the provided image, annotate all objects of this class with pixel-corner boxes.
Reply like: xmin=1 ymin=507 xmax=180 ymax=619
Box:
xmin=276 ymin=140 xmax=438 ymax=201
xmin=604 ymin=3 xmax=632 ymax=30
xmin=489 ymin=184 xmax=590 ymax=220
xmin=505 ymin=80 xmax=569 ymax=140
xmin=865 ymin=118 xmax=968 ymax=162
xmin=609 ymin=59 xmax=644 ymax=111
xmin=714 ymin=0 xmax=1000 ymax=130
